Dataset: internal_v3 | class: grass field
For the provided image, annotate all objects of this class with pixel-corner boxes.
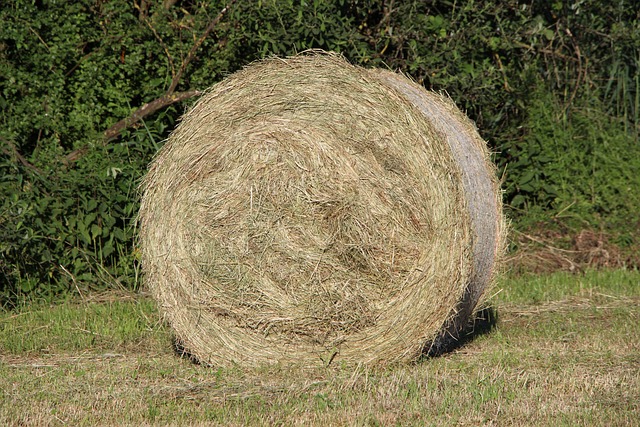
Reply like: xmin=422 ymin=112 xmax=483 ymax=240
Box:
xmin=1 ymin=269 xmax=638 ymax=426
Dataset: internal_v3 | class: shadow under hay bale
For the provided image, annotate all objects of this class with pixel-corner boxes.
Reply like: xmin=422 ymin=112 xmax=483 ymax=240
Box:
xmin=423 ymin=306 xmax=499 ymax=358
xmin=139 ymin=51 xmax=506 ymax=367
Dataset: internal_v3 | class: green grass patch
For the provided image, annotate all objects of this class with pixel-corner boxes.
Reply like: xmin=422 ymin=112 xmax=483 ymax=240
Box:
xmin=0 ymin=294 xmax=168 ymax=355
xmin=495 ymin=268 xmax=640 ymax=304
xmin=1 ymin=269 xmax=638 ymax=425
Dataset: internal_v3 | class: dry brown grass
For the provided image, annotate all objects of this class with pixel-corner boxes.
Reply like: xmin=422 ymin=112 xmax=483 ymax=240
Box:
xmin=139 ymin=51 xmax=505 ymax=368
xmin=507 ymin=227 xmax=638 ymax=274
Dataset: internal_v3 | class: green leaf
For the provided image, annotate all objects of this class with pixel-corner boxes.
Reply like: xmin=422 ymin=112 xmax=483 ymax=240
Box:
xmin=518 ymin=170 xmax=536 ymax=186
xmin=511 ymin=194 xmax=526 ymax=207
xmin=91 ymin=224 xmax=102 ymax=239
xmin=113 ymin=228 xmax=125 ymax=242
xmin=519 ymin=183 xmax=535 ymax=193
xmin=85 ymin=212 xmax=97 ymax=225
xmin=102 ymin=240 xmax=114 ymax=259
xmin=87 ymin=199 xmax=98 ymax=211
xmin=20 ymin=280 xmax=36 ymax=293
xmin=543 ymin=28 xmax=555 ymax=41
xmin=80 ymin=229 xmax=91 ymax=245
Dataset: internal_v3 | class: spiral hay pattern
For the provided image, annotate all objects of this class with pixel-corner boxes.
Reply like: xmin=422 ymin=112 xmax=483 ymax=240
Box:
xmin=139 ymin=52 xmax=505 ymax=367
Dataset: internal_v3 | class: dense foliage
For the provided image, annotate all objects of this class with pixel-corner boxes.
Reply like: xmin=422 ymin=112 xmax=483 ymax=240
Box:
xmin=1 ymin=0 xmax=638 ymax=304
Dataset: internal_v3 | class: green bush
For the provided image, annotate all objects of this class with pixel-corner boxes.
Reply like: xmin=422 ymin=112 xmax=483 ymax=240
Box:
xmin=0 ymin=125 xmax=160 ymax=303
xmin=502 ymin=88 xmax=640 ymax=231
xmin=1 ymin=0 xmax=638 ymax=303
xmin=0 ymin=0 xmax=380 ymax=305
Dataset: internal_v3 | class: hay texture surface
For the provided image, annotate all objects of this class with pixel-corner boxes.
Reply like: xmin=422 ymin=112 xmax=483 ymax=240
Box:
xmin=139 ymin=52 xmax=505 ymax=367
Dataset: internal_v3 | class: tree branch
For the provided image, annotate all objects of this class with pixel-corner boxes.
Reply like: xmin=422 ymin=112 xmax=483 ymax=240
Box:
xmin=65 ymin=0 xmax=237 ymax=163
xmin=167 ymin=0 xmax=237 ymax=94
xmin=65 ymin=90 xmax=202 ymax=164
xmin=103 ymin=90 xmax=202 ymax=141
xmin=0 ymin=135 xmax=43 ymax=175
xmin=136 ymin=0 xmax=151 ymax=21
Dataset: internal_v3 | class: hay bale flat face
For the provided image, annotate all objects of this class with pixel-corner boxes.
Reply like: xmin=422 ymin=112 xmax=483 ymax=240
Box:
xmin=139 ymin=53 xmax=504 ymax=367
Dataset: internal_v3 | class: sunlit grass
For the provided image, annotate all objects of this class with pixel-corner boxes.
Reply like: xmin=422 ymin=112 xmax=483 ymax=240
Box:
xmin=1 ymin=269 xmax=638 ymax=425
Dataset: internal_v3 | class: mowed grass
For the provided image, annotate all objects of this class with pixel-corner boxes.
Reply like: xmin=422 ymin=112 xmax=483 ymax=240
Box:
xmin=1 ymin=269 xmax=638 ymax=426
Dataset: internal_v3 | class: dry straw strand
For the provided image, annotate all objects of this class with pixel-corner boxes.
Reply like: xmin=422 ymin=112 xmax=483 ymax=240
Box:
xmin=139 ymin=51 xmax=505 ymax=367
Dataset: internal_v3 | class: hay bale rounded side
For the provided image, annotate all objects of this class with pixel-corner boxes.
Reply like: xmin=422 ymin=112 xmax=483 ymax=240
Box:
xmin=372 ymin=70 xmax=506 ymax=354
xmin=139 ymin=52 xmax=505 ymax=367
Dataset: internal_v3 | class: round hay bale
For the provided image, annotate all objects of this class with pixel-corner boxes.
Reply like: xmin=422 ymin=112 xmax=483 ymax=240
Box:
xmin=139 ymin=52 xmax=505 ymax=367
